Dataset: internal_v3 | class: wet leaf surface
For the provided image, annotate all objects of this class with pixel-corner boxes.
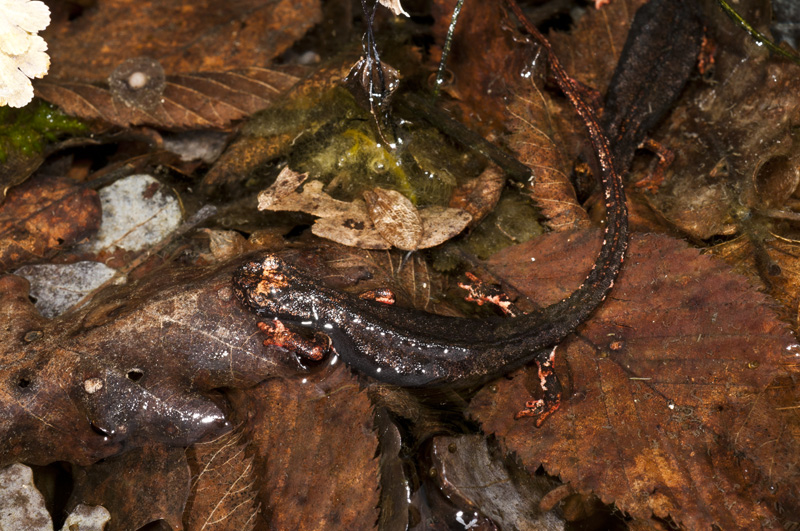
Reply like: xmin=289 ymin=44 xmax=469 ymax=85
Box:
xmin=184 ymin=431 xmax=259 ymax=531
xmin=2 ymin=0 xmax=800 ymax=528
xmin=227 ymin=364 xmax=380 ymax=530
xmin=470 ymin=232 xmax=799 ymax=528
xmin=67 ymin=446 xmax=190 ymax=531
xmin=0 ymin=174 xmax=100 ymax=273
xmin=0 ymin=259 xmax=288 ymax=467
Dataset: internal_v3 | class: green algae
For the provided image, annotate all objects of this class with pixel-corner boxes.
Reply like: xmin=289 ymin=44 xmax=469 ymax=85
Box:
xmin=0 ymin=101 xmax=87 ymax=162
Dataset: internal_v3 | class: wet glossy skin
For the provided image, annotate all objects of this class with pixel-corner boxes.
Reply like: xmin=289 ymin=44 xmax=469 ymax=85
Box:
xmin=233 ymin=0 xmax=701 ymax=424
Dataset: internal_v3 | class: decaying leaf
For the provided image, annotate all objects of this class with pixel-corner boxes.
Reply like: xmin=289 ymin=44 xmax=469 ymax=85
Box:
xmin=646 ymin=43 xmax=800 ymax=239
xmin=363 ymin=188 xmax=424 ymax=250
xmin=258 ymin=167 xmax=471 ymax=250
xmin=43 ymin=0 xmax=321 ymax=81
xmin=470 ymin=232 xmax=798 ymax=528
xmin=185 ymin=431 xmax=260 ymax=531
xmin=0 ymin=174 xmax=101 ymax=273
xmin=429 ymin=435 xmax=565 ymax=530
xmin=0 ymin=258 xmax=292 ymax=467
xmin=36 ymin=67 xmax=300 ymax=131
xmin=14 ymin=261 xmax=118 ymax=318
xmin=67 ymin=446 xmax=190 ymax=531
xmin=448 ymin=164 xmax=505 ymax=228
xmin=227 ymin=364 xmax=380 ymax=530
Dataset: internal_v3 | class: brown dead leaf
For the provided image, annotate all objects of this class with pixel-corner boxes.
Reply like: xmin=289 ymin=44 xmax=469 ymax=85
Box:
xmin=448 ymin=164 xmax=505 ymax=228
xmin=259 ymin=168 xmax=471 ymax=250
xmin=0 ymin=258 xmax=293 ymax=467
xmin=431 ymin=0 xmax=533 ymax=130
xmin=185 ymin=431 xmax=260 ymax=531
xmin=44 ymin=0 xmax=321 ymax=82
xmin=227 ymin=364 xmax=380 ymax=530
xmin=67 ymin=446 xmax=190 ymax=531
xmin=507 ymin=76 xmax=589 ymax=231
xmin=470 ymin=232 xmax=798 ymax=528
xmin=36 ymin=67 xmax=300 ymax=131
xmin=364 ymin=188 xmax=424 ymax=250
xmin=549 ymin=0 xmax=649 ymax=93
xmin=0 ymin=174 xmax=101 ymax=273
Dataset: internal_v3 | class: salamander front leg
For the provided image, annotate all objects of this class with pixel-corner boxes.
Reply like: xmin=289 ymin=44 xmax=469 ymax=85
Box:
xmin=514 ymin=347 xmax=562 ymax=427
xmin=257 ymin=319 xmax=331 ymax=363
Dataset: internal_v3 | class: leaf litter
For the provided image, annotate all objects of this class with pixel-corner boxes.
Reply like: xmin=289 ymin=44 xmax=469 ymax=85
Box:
xmin=2 ymin=0 xmax=800 ymax=528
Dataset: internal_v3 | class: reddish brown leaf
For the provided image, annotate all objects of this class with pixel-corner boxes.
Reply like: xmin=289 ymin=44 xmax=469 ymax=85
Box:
xmin=68 ymin=446 xmax=190 ymax=531
xmin=0 ymin=174 xmax=101 ymax=273
xmin=36 ymin=68 xmax=300 ymax=131
xmin=431 ymin=0 xmax=532 ymax=130
xmin=506 ymin=78 xmax=589 ymax=231
xmin=0 ymin=258 xmax=292 ymax=467
xmin=549 ymin=0 xmax=649 ymax=93
xmin=470 ymin=232 xmax=798 ymax=528
xmin=185 ymin=431 xmax=260 ymax=531
xmin=228 ymin=364 xmax=380 ymax=531
xmin=43 ymin=0 xmax=321 ymax=82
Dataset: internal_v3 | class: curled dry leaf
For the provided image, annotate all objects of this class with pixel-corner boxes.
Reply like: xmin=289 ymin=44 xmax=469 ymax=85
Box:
xmin=449 ymin=164 xmax=505 ymax=227
xmin=469 ymin=232 xmax=798 ymax=528
xmin=258 ymin=167 xmax=472 ymax=250
xmin=0 ymin=174 xmax=101 ymax=273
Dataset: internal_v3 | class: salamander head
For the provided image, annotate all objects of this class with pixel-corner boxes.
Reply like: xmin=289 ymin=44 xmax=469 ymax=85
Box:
xmin=233 ymin=254 xmax=293 ymax=316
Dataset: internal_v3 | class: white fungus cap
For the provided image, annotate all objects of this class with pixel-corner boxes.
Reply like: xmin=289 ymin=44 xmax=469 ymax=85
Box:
xmin=0 ymin=0 xmax=51 ymax=108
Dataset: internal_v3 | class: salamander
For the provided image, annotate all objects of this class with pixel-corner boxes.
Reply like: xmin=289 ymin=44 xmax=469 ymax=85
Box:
xmin=233 ymin=0 xmax=700 ymax=425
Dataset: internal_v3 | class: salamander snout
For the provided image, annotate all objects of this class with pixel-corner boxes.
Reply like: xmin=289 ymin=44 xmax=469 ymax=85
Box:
xmin=233 ymin=254 xmax=292 ymax=315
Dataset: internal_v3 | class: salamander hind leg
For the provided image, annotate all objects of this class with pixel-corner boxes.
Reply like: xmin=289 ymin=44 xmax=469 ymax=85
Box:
xmin=514 ymin=346 xmax=562 ymax=428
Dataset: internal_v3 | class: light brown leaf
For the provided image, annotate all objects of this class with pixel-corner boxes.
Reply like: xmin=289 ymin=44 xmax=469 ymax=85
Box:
xmin=259 ymin=168 xmax=471 ymax=250
xmin=364 ymin=188 xmax=424 ymax=251
xmin=36 ymin=68 xmax=300 ymax=131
